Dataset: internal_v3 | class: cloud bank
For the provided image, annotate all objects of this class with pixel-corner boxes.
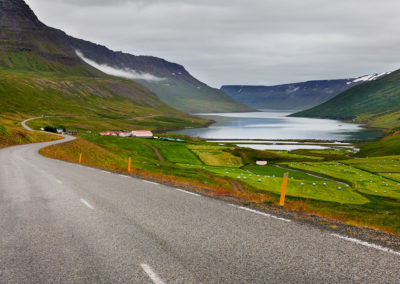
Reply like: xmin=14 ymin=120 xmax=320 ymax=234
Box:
xmin=76 ymin=50 xmax=164 ymax=82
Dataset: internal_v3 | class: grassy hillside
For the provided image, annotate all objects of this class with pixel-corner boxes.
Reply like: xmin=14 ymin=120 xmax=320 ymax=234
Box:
xmin=357 ymin=133 xmax=400 ymax=157
xmin=0 ymin=115 xmax=61 ymax=148
xmin=138 ymin=79 xmax=254 ymax=113
xmin=0 ymin=69 xmax=207 ymax=132
xmin=292 ymin=70 xmax=400 ymax=130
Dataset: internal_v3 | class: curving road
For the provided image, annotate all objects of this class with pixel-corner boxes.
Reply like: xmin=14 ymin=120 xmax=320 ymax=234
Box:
xmin=0 ymin=120 xmax=399 ymax=283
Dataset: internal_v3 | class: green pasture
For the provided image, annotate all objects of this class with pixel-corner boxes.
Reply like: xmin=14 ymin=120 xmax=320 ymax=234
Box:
xmin=180 ymin=164 xmax=367 ymax=204
xmin=187 ymin=144 xmax=243 ymax=167
xmin=289 ymin=161 xmax=400 ymax=199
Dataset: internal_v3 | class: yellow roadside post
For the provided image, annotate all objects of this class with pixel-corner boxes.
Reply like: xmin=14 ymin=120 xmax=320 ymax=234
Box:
xmin=54 ymin=152 xmax=57 ymax=159
xmin=78 ymin=153 xmax=82 ymax=164
xmin=128 ymin=157 xmax=132 ymax=172
xmin=279 ymin=172 xmax=289 ymax=207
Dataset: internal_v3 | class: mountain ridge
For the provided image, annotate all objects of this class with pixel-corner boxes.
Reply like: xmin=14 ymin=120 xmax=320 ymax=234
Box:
xmin=48 ymin=28 xmax=253 ymax=113
xmin=221 ymin=72 xmax=391 ymax=111
xmin=291 ymin=69 xmax=400 ymax=131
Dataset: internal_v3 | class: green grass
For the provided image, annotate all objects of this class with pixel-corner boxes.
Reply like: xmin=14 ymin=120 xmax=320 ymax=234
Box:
xmin=270 ymin=150 xmax=324 ymax=160
xmin=0 ymin=69 xmax=208 ymax=133
xmin=180 ymin=164 xmax=367 ymax=204
xmin=145 ymin=140 xmax=203 ymax=165
xmin=137 ymin=78 xmax=254 ymax=113
xmin=187 ymin=144 xmax=243 ymax=167
xmin=292 ymin=69 xmax=400 ymax=131
xmin=0 ymin=115 xmax=61 ymax=148
xmin=357 ymin=134 xmax=400 ymax=157
xmin=289 ymin=161 xmax=400 ymax=199
xmin=343 ymin=156 xmax=400 ymax=173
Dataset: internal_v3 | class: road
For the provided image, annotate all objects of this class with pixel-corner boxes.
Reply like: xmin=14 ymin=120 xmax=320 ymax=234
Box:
xmin=0 ymin=122 xmax=399 ymax=283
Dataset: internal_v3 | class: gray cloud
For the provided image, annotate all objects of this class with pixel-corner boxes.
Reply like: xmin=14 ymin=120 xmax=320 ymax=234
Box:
xmin=26 ymin=0 xmax=400 ymax=87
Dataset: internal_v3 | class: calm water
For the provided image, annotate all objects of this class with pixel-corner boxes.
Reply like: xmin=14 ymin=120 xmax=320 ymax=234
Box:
xmin=173 ymin=111 xmax=382 ymax=141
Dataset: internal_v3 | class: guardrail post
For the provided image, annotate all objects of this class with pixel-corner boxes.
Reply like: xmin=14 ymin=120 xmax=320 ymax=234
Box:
xmin=128 ymin=157 xmax=131 ymax=172
xmin=79 ymin=153 xmax=82 ymax=164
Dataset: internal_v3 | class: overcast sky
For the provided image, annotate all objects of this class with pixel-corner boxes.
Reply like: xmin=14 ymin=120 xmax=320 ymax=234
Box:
xmin=25 ymin=0 xmax=400 ymax=87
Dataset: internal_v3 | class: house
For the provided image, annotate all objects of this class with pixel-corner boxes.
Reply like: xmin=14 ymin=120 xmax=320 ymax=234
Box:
xmin=118 ymin=131 xmax=132 ymax=137
xmin=100 ymin=131 xmax=133 ymax=137
xmin=256 ymin=161 xmax=268 ymax=166
xmin=66 ymin=130 xmax=77 ymax=135
xmin=100 ymin=131 xmax=115 ymax=136
xmin=132 ymin=130 xmax=153 ymax=138
xmin=56 ymin=128 xmax=64 ymax=134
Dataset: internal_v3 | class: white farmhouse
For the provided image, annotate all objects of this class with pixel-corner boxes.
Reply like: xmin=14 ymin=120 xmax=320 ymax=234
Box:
xmin=132 ymin=130 xmax=153 ymax=138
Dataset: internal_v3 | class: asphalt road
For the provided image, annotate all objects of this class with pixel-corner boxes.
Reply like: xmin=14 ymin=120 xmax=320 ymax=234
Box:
xmin=0 ymin=124 xmax=399 ymax=283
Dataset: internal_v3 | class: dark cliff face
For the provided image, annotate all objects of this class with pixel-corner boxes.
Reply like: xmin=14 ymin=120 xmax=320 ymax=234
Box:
xmin=0 ymin=0 xmax=43 ymax=29
xmin=50 ymin=28 xmax=206 ymax=87
xmin=0 ymin=0 xmax=91 ymax=71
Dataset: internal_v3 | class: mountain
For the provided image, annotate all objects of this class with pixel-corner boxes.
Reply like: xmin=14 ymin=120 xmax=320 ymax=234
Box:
xmin=49 ymin=29 xmax=253 ymax=113
xmin=291 ymin=70 xmax=400 ymax=131
xmin=221 ymin=73 xmax=391 ymax=111
xmin=0 ymin=0 xmax=207 ymax=131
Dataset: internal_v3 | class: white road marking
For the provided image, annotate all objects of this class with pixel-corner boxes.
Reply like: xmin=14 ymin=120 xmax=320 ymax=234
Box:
xmin=144 ymin=180 xmax=159 ymax=185
xmin=56 ymin=179 xmax=63 ymax=185
xmin=119 ymin=174 xmax=129 ymax=178
xmin=230 ymin=204 xmax=291 ymax=222
xmin=331 ymin=233 xmax=400 ymax=256
xmin=101 ymin=170 xmax=110 ymax=174
xmin=80 ymin=198 xmax=94 ymax=210
xmin=175 ymin=188 xmax=200 ymax=197
xmin=140 ymin=264 xmax=164 ymax=284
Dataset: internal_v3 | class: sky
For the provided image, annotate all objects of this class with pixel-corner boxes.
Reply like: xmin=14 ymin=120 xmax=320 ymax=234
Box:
xmin=25 ymin=0 xmax=400 ymax=87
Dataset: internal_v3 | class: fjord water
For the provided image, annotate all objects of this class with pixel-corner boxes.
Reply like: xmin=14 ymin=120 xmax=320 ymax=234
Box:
xmin=173 ymin=111 xmax=382 ymax=140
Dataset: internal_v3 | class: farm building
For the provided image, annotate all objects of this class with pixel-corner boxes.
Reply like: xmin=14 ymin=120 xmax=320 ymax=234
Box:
xmin=100 ymin=131 xmax=132 ymax=137
xmin=132 ymin=130 xmax=153 ymax=138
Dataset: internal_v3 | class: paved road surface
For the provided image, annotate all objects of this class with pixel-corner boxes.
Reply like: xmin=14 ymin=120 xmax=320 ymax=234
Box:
xmin=0 ymin=123 xmax=399 ymax=283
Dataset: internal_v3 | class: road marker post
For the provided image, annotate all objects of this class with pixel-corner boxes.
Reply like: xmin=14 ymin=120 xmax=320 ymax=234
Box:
xmin=128 ymin=157 xmax=131 ymax=172
xmin=78 ymin=153 xmax=82 ymax=164
xmin=54 ymin=152 xmax=57 ymax=159
xmin=279 ymin=172 xmax=289 ymax=207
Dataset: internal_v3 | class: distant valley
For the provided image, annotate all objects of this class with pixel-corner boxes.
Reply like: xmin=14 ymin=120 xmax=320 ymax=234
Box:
xmin=222 ymin=73 xmax=390 ymax=111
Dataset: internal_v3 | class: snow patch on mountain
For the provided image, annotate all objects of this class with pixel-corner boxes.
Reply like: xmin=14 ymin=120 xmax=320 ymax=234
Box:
xmin=353 ymin=72 xmax=392 ymax=83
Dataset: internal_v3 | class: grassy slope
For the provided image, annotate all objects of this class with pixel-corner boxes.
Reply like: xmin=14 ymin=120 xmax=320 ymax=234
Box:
xmin=138 ymin=79 xmax=254 ymax=113
xmin=292 ymin=70 xmax=400 ymax=130
xmin=0 ymin=115 xmax=61 ymax=148
xmin=357 ymin=133 xmax=400 ymax=157
xmin=0 ymin=69 xmax=208 ymax=132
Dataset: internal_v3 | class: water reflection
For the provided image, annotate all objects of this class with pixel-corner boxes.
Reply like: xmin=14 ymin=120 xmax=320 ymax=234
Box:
xmin=173 ymin=111 xmax=382 ymax=141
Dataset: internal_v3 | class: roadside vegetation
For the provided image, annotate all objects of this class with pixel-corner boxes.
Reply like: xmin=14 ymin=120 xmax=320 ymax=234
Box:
xmin=0 ymin=115 xmax=60 ymax=148
xmin=27 ymin=118 xmax=400 ymax=235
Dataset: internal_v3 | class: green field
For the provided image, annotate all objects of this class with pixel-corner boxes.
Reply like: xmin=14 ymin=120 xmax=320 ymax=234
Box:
xmin=180 ymin=164 xmax=367 ymax=204
xmin=187 ymin=144 xmax=244 ymax=167
xmin=289 ymin=161 xmax=400 ymax=199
